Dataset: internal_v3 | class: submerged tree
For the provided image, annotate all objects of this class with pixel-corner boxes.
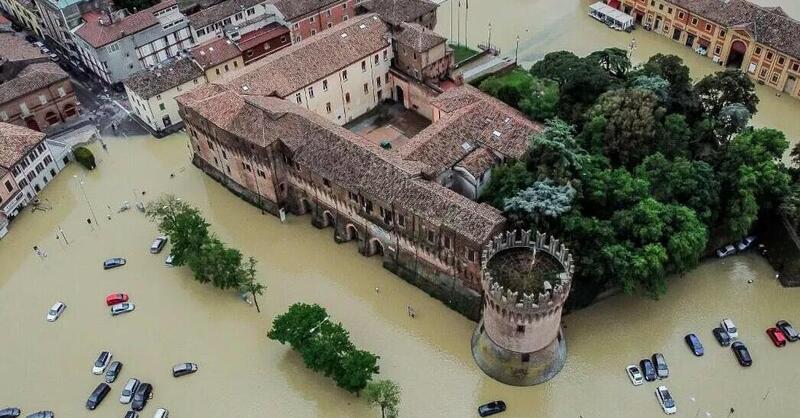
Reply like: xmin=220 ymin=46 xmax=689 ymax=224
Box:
xmin=365 ymin=380 xmax=401 ymax=418
xmin=240 ymin=257 xmax=265 ymax=313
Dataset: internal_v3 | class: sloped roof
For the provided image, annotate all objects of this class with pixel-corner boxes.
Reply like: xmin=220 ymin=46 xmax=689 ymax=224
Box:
xmin=360 ymin=0 xmax=438 ymax=27
xmin=75 ymin=0 xmax=178 ymax=48
xmin=0 ymin=33 xmax=46 ymax=62
xmin=191 ymin=37 xmax=241 ymax=69
xmin=0 ymin=62 xmax=69 ymax=105
xmin=236 ymin=22 xmax=289 ymax=51
xmin=0 ymin=122 xmax=46 ymax=168
xmin=670 ymin=0 xmax=800 ymax=58
xmin=216 ymin=14 xmax=390 ymax=98
xmin=400 ymin=85 xmax=543 ymax=175
xmin=394 ymin=22 xmax=445 ymax=53
xmin=187 ymin=0 xmax=263 ymax=28
xmin=124 ymin=58 xmax=204 ymax=98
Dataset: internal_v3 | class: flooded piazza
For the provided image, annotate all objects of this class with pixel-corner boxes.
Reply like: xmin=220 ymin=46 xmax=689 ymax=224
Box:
xmin=0 ymin=133 xmax=798 ymax=417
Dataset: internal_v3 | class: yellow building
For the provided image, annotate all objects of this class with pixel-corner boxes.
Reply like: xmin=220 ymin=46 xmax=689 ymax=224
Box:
xmin=609 ymin=0 xmax=800 ymax=99
xmin=191 ymin=37 xmax=244 ymax=82
xmin=0 ymin=0 xmax=44 ymax=38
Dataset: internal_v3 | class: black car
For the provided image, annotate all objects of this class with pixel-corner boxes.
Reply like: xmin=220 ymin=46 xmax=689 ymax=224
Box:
xmin=731 ymin=341 xmax=753 ymax=367
xmin=105 ymin=361 xmax=123 ymax=383
xmin=0 ymin=408 xmax=21 ymax=418
xmin=685 ymin=333 xmax=704 ymax=356
xmin=124 ymin=412 xmax=139 ymax=418
xmin=776 ymin=320 xmax=799 ymax=342
xmin=639 ymin=358 xmax=657 ymax=381
xmin=131 ymin=383 xmax=153 ymax=411
xmin=478 ymin=400 xmax=506 ymax=417
xmin=24 ymin=35 xmax=37 ymax=43
xmin=172 ymin=362 xmax=198 ymax=377
xmin=86 ymin=382 xmax=111 ymax=410
xmin=103 ymin=258 xmax=127 ymax=270
xmin=713 ymin=327 xmax=732 ymax=347
xmin=651 ymin=353 xmax=669 ymax=379
xmin=25 ymin=413 xmax=54 ymax=418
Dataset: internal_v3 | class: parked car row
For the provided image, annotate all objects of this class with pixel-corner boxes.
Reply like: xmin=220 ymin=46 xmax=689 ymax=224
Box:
xmin=716 ymin=235 xmax=756 ymax=258
xmin=626 ymin=352 xmax=669 ymax=386
xmin=0 ymin=410 xmax=53 ymax=418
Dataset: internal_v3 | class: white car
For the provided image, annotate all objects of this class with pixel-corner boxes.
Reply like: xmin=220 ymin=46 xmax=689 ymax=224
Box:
xmin=111 ymin=302 xmax=135 ymax=316
xmin=736 ymin=236 xmax=756 ymax=251
xmin=716 ymin=244 xmax=736 ymax=258
xmin=120 ymin=378 xmax=140 ymax=404
xmin=153 ymin=408 xmax=169 ymax=418
xmin=655 ymin=385 xmax=676 ymax=414
xmin=626 ymin=364 xmax=644 ymax=386
xmin=92 ymin=351 xmax=113 ymax=374
xmin=40 ymin=47 xmax=50 ymax=54
xmin=46 ymin=301 xmax=66 ymax=322
xmin=721 ymin=318 xmax=738 ymax=339
xmin=150 ymin=236 xmax=168 ymax=254
xmin=33 ymin=41 xmax=44 ymax=48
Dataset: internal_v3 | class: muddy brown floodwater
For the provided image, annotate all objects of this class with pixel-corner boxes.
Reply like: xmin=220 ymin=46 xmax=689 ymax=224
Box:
xmin=0 ymin=130 xmax=799 ymax=418
xmin=436 ymin=0 xmax=800 ymax=159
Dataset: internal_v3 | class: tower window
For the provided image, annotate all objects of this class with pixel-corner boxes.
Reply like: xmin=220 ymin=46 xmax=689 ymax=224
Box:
xmin=516 ymin=325 xmax=525 ymax=333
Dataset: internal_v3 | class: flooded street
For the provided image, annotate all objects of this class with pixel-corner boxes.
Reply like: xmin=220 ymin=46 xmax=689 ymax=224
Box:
xmin=1 ymin=134 xmax=799 ymax=417
xmin=436 ymin=0 xmax=800 ymax=156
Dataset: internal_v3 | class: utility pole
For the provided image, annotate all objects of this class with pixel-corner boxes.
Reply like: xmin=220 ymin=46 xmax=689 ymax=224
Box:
xmin=74 ymin=174 xmax=99 ymax=226
xmin=487 ymin=22 xmax=492 ymax=51
xmin=58 ymin=225 xmax=69 ymax=245
xmin=514 ymin=35 xmax=520 ymax=64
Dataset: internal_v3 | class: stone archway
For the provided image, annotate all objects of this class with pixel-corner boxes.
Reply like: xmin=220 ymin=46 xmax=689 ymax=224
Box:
xmin=299 ymin=198 xmax=312 ymax=215
xmin=727 ymin=40 xmax=747 ymax=69
xmin=345 ymin=224 xmax=360 ymax=241
xmin=322 ymin=210 xmax=335 ymax=228
xmin=367 ymin=238 xmax=384 ymax=256
xmin=395 ymin=86 xmax=405 ymax=106
xmin=44 ymin=111 xmax=60 ymax=125
xmin=63 ymin=103 xmax=77 ymax=118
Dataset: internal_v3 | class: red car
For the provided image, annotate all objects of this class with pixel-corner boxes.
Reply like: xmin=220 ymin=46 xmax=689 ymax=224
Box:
xmin=105 ymin=293 xmax=129 ymax=306
xmin=767 ymin=327 xmax=787 ymax=347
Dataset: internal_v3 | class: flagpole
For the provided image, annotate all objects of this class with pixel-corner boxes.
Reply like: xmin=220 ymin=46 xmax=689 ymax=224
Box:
xmin=457 ymin=0 xmax=461 ymax=46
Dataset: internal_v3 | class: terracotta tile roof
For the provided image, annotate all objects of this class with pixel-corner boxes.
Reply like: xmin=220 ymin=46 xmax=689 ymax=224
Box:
xmin=124 ymin=57 xmax=204 ymax=98
xmin=0 ymin=61 xmax=69 ymax=105
xmin=458 ymin=147 xmax=500 ymax=178
xmin=236 ymin=22 xmax=289 ymax=51
xmin=187 ymin=0 xmax=263 ymax=28
xmin=400 ymin=84 xmax=543 ymax=175
xmin=191 ymin=37 xmax=241 ymax=69
xmin=0 ymin=122 xmax=45 ymax=168
xmin=0 ymin=33 xmax=46 ymax=62
xmin=360 ymin=0 xmax=438 ymax=27
xmin=179 ymin=85 xmax=505 ymax=243
xmin=217 ymin=14 xmax=390 ymax=98
xmin=75 ymin=0 xmax=178 ymax=48
xmin=272 ymin=0 xmax=348 ymax=21
xmin=395 ymin=22 xmax=445 ymax=53
xmin=669 ymin=0 xmax=800 ymax=58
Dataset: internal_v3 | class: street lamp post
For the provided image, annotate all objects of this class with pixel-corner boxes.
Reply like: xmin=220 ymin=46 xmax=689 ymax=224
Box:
xmin=487 ymin=22 xmax=492 ymax=51
xmin=73 ymin=174 xmax=99 ymax=226
xmin=514 ymin=35 xmax=520 ymax=64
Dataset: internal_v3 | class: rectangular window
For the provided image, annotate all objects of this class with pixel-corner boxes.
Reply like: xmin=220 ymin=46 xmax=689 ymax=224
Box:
xmin=376 ymin=77 xmax=381 ymax=87
xmin=345 ymin=92 xmax=350 ymax=103
xmin=322 ymin=79 xmax=328 ymax=91
xmin=374 ymin=54 xmax=379 ymax=64
xmin=247 ymin=7 xmax=255 ymax=15
xmin=348 ymin=191 xmax=358 ymax=202
xmin=310 ymin=16 xmax=315 ymax=23
xmin=323 ymin=177 xmax=331 ymax=187
xmin=296 ymin=93 xmax=302 ymax=103
xmin=159 ymin=103 xmax=165 ymax=111
xmin=385 ymin=73 xmax=389 ymax=83
xmin=4 ymin=180 xmax=13 ymax=192
xmin=793 ymin=63 xmax=800 ymax=72
xmin=342 ymin=70 xmax=348 ymax=81
xmin=222 ymin=150 xmax=228 ymax=159
xmin=363 ymin=83 xmax=368 ymax=93
xmin=38 ymin=95 xmax=47 ymax=105
xmin=308 ymin=86 xmax=314 ymax=98
xmin=207 ymin=140 xmax=215 ymax=150
xmin=326 ymin=9 xmax=331 ymax=16
xmin=443 ymin=236 xmax=451 ymax=249
xmin=760 ymin=68 xmax=768 ymax=77
xmin=325 ymin=102 xmax=331 ymax=113
xmin=361 ymin=61 xmax=366 ymax=72
xmin=224 ymin=64 xmax=229 ymax=71
xmin=766 ymin=51 xmax=774 ymax=60
xmin=383 ymin=50 xmax=388 ymax=61
xmin=755 ymin=47 xmax=762 ymax=55
xmin=719 ymin=29 xmax=726 ymax=38
xmin=398 ymin=213 xmax=405 ymax=227
xmin=778 ymin=56 xmax=785 ymax=66
xmin=328 ymin=22 xmax=332 ymax=28
xmin=234 ymin=61 xmax=238 ymax=68
xmin=311 ymin=29 xmax=316 ymax=36
xmin=691 ymin=17 xmax=698 ymax=25
xmin=426 ymin=230 xmax=435 ymax=243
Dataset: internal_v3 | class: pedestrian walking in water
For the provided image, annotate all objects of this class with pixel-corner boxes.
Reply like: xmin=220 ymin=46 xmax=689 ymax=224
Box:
xmin=407 ymin=305 xmax=416 ymax=318
xmin=33 ymin=245 xmax=47 ymax=259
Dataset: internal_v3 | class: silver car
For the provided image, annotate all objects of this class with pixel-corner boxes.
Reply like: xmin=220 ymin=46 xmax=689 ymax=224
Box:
xmin=120 ymin=378 xmax=140 ymax=404
xmin=111 ymin=302 xmax=136 ymax=316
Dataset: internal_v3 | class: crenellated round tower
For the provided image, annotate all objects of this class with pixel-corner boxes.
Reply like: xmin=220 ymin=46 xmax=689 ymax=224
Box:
xmin=470 ymin=230 xmax=574 ymax=386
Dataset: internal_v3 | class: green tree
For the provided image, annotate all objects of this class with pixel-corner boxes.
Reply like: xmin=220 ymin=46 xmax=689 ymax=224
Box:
xmin=333 ymin=349 xmax=380 ymax=394
xmin=504 ymin=180 xmax=576 ymax=229
xmin=480 ymin=160 xmax=535 ymax=210
xmin=587 ymin=47 xmax=631 ymax=78
xmin=629 ymin=74 xmax=670 ymax=103
xmin=635 ymin=153 xmax=720 ymax=224
xmin=478 ymin=69 xmax=533 ymax=108
xmin=365 ymin=380 xmax=401 ymax=418
xmin=695 ymin=69 xmax=759 ymax=118
xmin=73 ymin=146 xmax=96 ymax=170
xmin=657 ymin=113 xmax=692 ymax=160
xmin=583 ymin=88 xmax=666 ymax=167
xmin=715 ymin=102 xmax=752 ymax=141
xmin=637 ymin=53 xmax=699 ymax=116
xmin=240 ymin=257 xmax=265 ymax=313
xmin=301 ymin=321 xmax=354 ymax=377
xmin=525 ymin=118 xmax=586 ymax=182
xmin=145 ymin=194 xmax=210 ymax=266
xmin=186 ymin=237 xmax=244 ymax=289
xmin=267 ymin=303 xmax=329 ymax=351
xmin=518 ymin=77 xmax=560 ymax=121
xmin=576 ymin=157 xmax=650 ymax=219
xmin=717 ymin=128 xmax=791 ymax=236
